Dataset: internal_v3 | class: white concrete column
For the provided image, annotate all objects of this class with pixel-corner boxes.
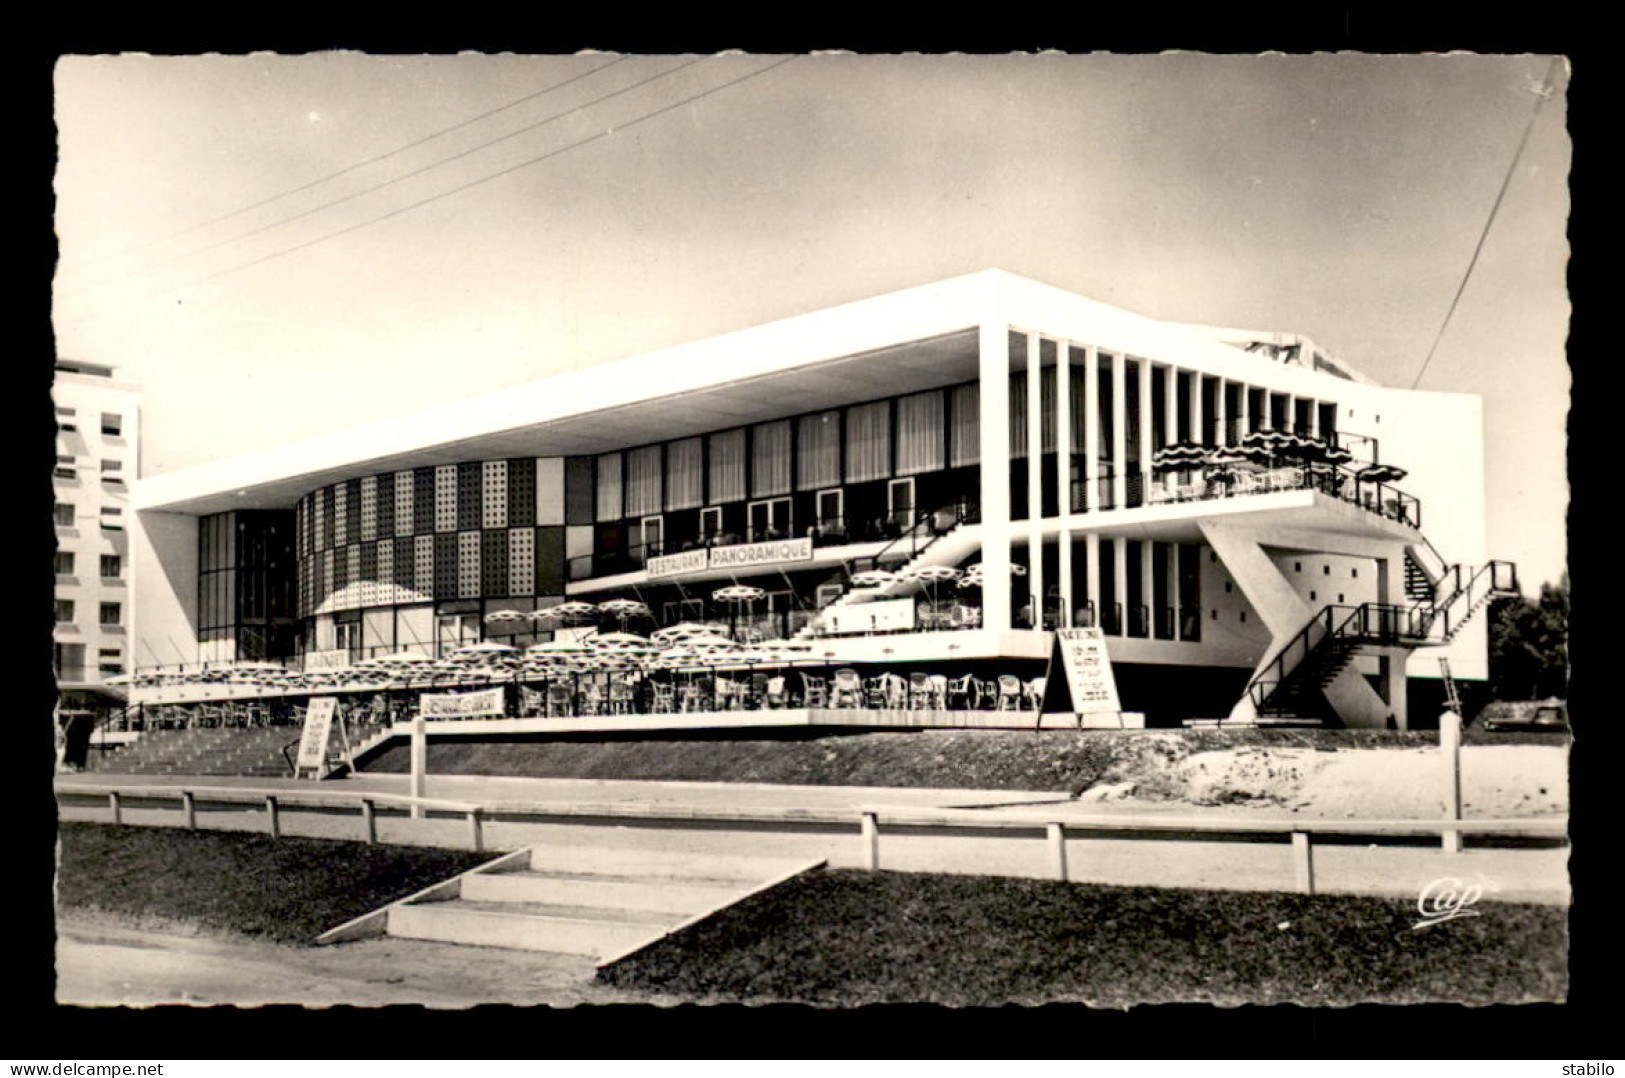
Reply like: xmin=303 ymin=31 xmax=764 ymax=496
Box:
xmin=1056 ymin=342 xmax=1073 ymax=627
xmin=1286 ymin=393 xmax=1297 ymax=436
xmin=1139 ymin=539 xmax=1155 ymax=638
xmin=1137 ymin=358 xmax=1153 ymax=504
xmin=1380 ymin=652 xmax=1410 ymax=730
xmin=1112 ymin=536 xmax=1128 ymax=636
xmin=1084 ymin=346 xmax=1100 ymax=511
xmin=1085 ymin=532 xmax=1101 ymax=629
xmin=1194 ymin=373 xmax=1207 ymax=447
xmin=1026 ymin=332 xmax=1044 ymax=623
xmin=1307 ymin=398 xmax=1320 ymax=439
xmin=1165 ymin=541 xmax=1179 ymax=639
xmin=1164 ymin=365 xmax=1178 ymax=445
xmin=1238 ymin=382 xmax=1251 ymax=435
xmin=1215 ymin=378 xmax=1228 ymax=446
xmin=1111 ymin=353 xmax=1127 ymax=509
xmin=979 ymin=321 xmax=1012 ymax=633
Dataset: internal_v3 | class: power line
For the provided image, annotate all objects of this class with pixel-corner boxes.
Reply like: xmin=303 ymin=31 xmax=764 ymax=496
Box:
xmin=159 ymin=56 xmax=800 ymax=296
xmin=121 ymin=55 xmax=631 ymax=260
xmin=147 ymin=56 xmax=704 ymax=276
xmin=1409 ymin=57 xmax=1562 ymax=391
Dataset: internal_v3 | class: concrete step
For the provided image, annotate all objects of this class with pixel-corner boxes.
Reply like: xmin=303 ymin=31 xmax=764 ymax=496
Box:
xmin=461 ymin=868 xmax=746 ymax=914
xmin=387 ymin=898 xmax=678 ymax=958
xmin=525 ymin=845 xmax=817 ymax=883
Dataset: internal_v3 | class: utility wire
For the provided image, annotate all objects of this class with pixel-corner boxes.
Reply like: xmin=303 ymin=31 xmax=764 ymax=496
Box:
xmin=150 ymin=56 xmax=703 ymax=274
xmin=119 ymin=55 xmax=630 ymax=260
xmin=159 ymin=56 xmax=799 ymax=296
xmin=1409 ymin=57 xmax=1562 ymax=391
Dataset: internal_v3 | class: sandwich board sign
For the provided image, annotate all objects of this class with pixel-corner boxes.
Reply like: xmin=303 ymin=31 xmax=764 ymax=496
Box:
xmin=1037 ymin=628 xmax=1126 ymax=728
xmin=295 ymin=696 xmax=352 ymax=778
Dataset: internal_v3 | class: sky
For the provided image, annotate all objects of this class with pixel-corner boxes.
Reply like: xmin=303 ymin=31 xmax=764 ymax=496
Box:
xmin=51 ymin=51 xmax=1571 ymax=590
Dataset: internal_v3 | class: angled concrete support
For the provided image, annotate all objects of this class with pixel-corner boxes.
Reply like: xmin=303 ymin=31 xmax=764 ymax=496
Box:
xmin=1199 ymin=519 xmax=1393 ymax=728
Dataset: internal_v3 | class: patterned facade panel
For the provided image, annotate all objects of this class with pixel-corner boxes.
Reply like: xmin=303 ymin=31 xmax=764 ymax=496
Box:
xmin=535 ymin=457 xmax=565 ymax=525
xmin=433 ymin=532 xmax=458 ymax=598
xmin=481 ymin=528 xmax=508 ymax=597
xmin=376 ymin=472 xmax=395 ymax=537
xmin=346 ymin=545 xmax=361 ymax=608
xmin=376 ymin=538 xmax=394 ymax=595
xmin=360 ymin=476 xmax=378 ymax=541
xmin=413 ymin=468 xmax=435 ymax=534
xmin=508 ymin=527 xmax=535 ymax=597
xmin=333 ymin=483 xmax=349 ymax=547
xmin=457 ymin=462 xmax=482 ymax=532
xmin=321 ymin=549 xmax=335 ymax=609
xmin=313 ymin=490 xmax=327 ymax=553
xmin=507 ymin=458 xmax=537 ymax=527
xmin=457 ymin=530 xmax=481 ymax=599
xmin=434 ymin=465 xmax=457 ymax=533
xmin=482 ymin=460 xmax=508 ymax=529
xmin=393 ymin=537 xmax=414 ymax=604
xmin=359 ymin=542 xmax=379 ymax=607
xmin=414 ymin=534 xmax=434 ymax=596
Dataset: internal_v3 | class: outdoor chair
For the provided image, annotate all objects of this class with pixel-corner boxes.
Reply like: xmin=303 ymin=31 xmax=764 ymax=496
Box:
xmin=546 ymin=684 xmax=574 ymax=717
xmin=995 ymin=675 xmax=1024 ymax=711
xmin=582 ymin=684 xmax=605 ymax=716
xmin=831 ymin=669 xmax=864 ymax=709
xmin=1026 ymin=677 xmax=1047 ymax=712
xmin=748 ymin=673 xmax=770 ymax=709
xmin=652 ymin=682 xmax=677 ymax=713
xmin=946 ymin=673 xmax=979 ymax=710
xmin=908 ymin=672 xmax=933 ymax=710
xmin=927 ymin=674 xmax=949 ymax=709
xmin=608 ymin=679 xmax=634 ymax=715
xmin=800 ymin=672 xmax=828 ymax=708
xmin=765 ymin=676 xmax=788 ymax=708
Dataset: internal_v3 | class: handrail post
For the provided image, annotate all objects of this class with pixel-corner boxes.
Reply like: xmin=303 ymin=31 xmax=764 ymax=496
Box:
xmin=860 ymin=811 xmax=880 ymax=870
xmin=265 ymin=795 xmax=280 ymax=839
xmin=181 ymin=790 xmax=197 ymax=830
xmin=1440 ymin=709 xmax=1463 ymax=853
xmin=108 ymin=790 xmax=122 ymax=826
xmin=467 ymin=807 xmax=484 ymax=852
xmin=1291 ymin=831 xmax=1315 ymax=894
xmin=361 ymin=798 xmax=377 ymax=844
xmin=1046 ymin=822 xmax=1068 ymax=881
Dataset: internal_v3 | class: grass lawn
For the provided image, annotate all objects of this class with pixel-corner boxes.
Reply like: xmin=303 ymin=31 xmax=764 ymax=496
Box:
xmin=599 ymin=869 xmax=1569 ymax=1006
xmin=364 ymin=726 xmax=1560 ymax=793
xmin=55 ymin=823 xmax=490 ymax=944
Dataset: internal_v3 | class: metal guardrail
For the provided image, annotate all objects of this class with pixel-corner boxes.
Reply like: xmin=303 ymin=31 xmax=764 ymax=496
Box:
xmin=56 ymin=780 xmax=1566 ymax=896
xmin=59 ymin=781 xmax=489 ymax=852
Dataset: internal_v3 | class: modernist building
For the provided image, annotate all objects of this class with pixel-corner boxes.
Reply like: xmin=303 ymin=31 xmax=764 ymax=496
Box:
xmin=54 ymin=359 xmax=140 ymax=716
xmin=132 ymin=272 xmax=1513 ymax=728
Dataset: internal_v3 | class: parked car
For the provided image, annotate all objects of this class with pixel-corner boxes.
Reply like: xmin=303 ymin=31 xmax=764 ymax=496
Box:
xmin=1478 ymin=698 xmax=1569 ymax=733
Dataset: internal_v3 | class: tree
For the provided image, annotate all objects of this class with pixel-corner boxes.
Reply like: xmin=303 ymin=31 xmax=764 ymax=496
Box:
xmin=1488 ymin=573 xmax=1569 ymax=700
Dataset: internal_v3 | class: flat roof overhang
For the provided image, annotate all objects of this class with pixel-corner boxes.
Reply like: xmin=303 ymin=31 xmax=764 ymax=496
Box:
xmin=1027 ymin=490 xmax=1424 ymax=547
xmin=134 ymin=269 xmax=1383 ymax=519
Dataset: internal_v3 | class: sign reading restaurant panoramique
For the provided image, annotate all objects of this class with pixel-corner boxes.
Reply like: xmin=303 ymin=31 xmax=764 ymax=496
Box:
xmin=419 ymin=687 xmax=506 ymax=719
xmin=1038 ymin=627 xmax=1124 ymax=723
xmin=647 ymin=537 xmax=813 ymax=579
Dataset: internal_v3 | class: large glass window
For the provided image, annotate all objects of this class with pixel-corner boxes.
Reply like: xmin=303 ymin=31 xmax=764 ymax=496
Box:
xmin=100 ymin=554 xmax=120 ymax=578
xmin=895 ymin=390 xmax=945 ymax=476
xmin=950 ymin=383 xmax=980 ymax=467
xmin=99 ymin=602 xmax=121 ymax=626
xmin=796 ymin=411 xmax=841 ymax=490
xmin=751 ymin=420 xmax=792 ymax=498
xmin=54 ymin=503 xmax=75 ymax=527
xmin=844 ymin=400 xmax=890 ymax=483
xmin=707 ymin=429 xmax=746 ymax=504
xmin=625 ymin=445 xmax=663 ymax=518
xmin=665 ymin=437 xmax=703 ymax=510
xmin=55 ymin=600 xmax=74 ymax=623
xmin=595 ymin=453 xmax=623 ymax=522
xmin=55 ymin=551 xmax=75 ymax=575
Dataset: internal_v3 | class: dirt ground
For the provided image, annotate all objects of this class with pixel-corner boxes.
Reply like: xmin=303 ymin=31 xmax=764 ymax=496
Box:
xmin=1087 ymin=741 xmax=1568 ymax=817
xmin=55 ymin=911 xmax=679 ymax=1008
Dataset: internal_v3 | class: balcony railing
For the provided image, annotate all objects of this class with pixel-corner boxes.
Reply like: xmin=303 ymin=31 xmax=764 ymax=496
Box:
xmin=1069 ymin=461 xmax=1421 ymax=528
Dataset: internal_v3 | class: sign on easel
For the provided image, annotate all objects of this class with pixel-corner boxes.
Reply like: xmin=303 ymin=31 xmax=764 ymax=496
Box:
xmin=1037 ymin=628 xmax=1131 ymax=728
xmin=295 ymin=697 xmax=350 ymax=778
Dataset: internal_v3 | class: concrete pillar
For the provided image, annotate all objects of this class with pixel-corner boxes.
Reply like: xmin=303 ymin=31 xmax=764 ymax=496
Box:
xmin=1138 ymin=357 xmax=1153 ymax=501
xmin=1085 ymin=532 xmax=1102 ymax=628
xmin=1194 ymin=372 xmax=1207 ymax=447
xmin=1084 ymin=346 xmax=1100 ymax=512
xmin=1238 ymin=382 xmax=1250 ymax=435
xmin=979 ymin=321 xmax=1012 ymax=633
xmin=1056 ymin=342 xmax=1074 ymax=627
xmin=1112 ymin=537 xmax=1128 ymax=636
xmin=1110 ymin=352 xmax=1126 ymax=510
xmin=1215 ymin=378 xmax=1227 ymax=446
xmin=1027 ymin=332 xmax=1044 ymax=624
xmin=1139 ymin=539 xmax=1155 ymax=638
xmin=1165 ymin=541 xmax=1179 ymax=640
xmin=1380 ymin=652 xmax=1410 ymax=730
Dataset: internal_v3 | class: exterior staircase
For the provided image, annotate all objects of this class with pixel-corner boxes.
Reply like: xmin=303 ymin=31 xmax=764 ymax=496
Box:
xmin=382 ymin=845 xmax=825 ymax=964
xmin=81 ymin=726 xmax=303 ymax=777
xmin=794 ymin=507 xmax=983 ymax=640
xmin=1248 ymin=557 xmax=1519 ymax=722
